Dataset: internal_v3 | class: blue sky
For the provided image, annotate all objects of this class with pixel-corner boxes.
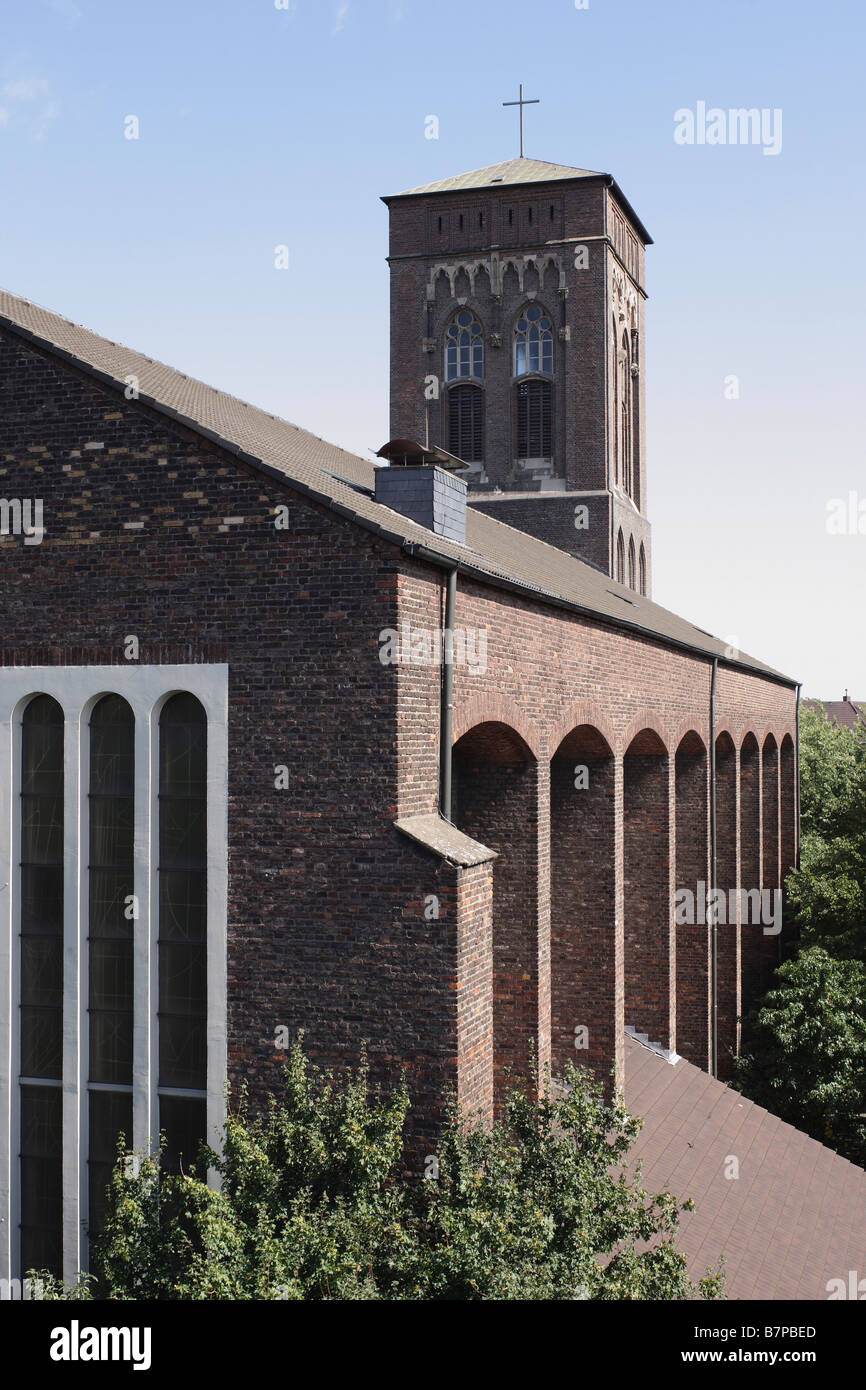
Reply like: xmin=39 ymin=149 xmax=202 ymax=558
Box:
xmin=1 ymin=0 xmax=863 ymax=695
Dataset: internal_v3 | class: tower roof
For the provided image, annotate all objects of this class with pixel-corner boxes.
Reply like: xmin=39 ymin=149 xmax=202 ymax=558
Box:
xmin=386 ymin=156 xmax=602 ymax=198
xmin=383 ymin=156 xmax=653 ymax=244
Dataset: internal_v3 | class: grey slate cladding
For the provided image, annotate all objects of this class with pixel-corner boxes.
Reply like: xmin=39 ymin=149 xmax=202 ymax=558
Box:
xmin=375 ymin=464 xmax=467 ymax=545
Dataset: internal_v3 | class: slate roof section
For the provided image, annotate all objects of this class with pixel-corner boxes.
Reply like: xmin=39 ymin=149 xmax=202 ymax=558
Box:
xmin=386 ymin=156 xmax=603 ymax=197
xmin=0 ymin=288 xmax=789 ymax=684
xmin=382 ymin=156 xmax=654 ymax=245
xmin=624 ymin=1034 xmax=866 ymax=1300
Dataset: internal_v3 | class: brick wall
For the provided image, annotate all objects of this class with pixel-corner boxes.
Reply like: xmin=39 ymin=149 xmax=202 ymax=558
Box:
xmin=0 ymin=319 xmax=800 ymax=1148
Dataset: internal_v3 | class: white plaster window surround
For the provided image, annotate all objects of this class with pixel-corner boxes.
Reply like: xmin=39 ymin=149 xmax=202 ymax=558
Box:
xmin=0 ymin=664 xmax=228 ymax=1283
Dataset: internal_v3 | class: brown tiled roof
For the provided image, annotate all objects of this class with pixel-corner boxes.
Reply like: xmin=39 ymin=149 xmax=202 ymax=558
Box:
xmin=624 ymin=1034 xmax=866 ymax=1300
xmin=803 ymin=698 xmax=863 ymax=730
xmin=0 ymin=288 xmax=790 ymax=684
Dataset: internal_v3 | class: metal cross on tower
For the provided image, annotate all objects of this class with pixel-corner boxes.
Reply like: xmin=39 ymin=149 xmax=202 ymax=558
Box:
xmin=502 ymin=83 xmax=539 ymax=158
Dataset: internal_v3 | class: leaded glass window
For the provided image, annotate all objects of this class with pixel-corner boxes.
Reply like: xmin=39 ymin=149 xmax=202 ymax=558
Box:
xmin=514 ymin=303 xmax=553 ymax=377
xmin=89 ymin=696 xmax=134 ymax=1086
xmin=444 ymin=311 xmax=483 ymax=382
xmin=20 ymin=694 xmax=64 ymax=1275
xmin=87 ymin=695 xmax=134 ymax=1240
xmin=158 ymin=694 xmax=207 ymax=1171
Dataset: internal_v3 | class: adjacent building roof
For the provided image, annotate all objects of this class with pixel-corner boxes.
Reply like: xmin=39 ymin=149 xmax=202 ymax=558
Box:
xmin=0 ymin=288 xmax=789 ymax=684
xmin=803 ymin=696 xmax=863 ymax=730
xmin=624 ymin=1034 xmax=866 ymax=1300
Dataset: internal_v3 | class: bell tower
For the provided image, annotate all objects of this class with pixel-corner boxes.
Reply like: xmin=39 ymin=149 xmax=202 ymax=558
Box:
xmin=382 ymin=154 xmax=653 ymax=595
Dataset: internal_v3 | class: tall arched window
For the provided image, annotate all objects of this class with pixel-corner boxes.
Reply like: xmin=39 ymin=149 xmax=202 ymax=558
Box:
xmin=158 ymin=693 xmax=207 ymax=1173
xmin=612 ymin=314 xmax=620 ymax=488
xmin=19 ymin=694 xmax=64 ymax=1276
xmin=628 ymin=536 xmax=636 ymax=591
xmin=639 ymin=543 xmax=647 ymax=596
xmin=448 ymin=383 xmax=484 ymax=462
xmin=445 ymin=310 xmax=483 ymax=382
xmin=622 ymin=332 xmax=633 ymax=497
xmin=87 ymin=695 xmax=134 ymax=1243
xmin=514 ymin=303 xmax=553 ymax=377
xmin=616 ymin=529 xmax=625 ymax=584
xmin=516 ymin=379 xmax=552 ymax=461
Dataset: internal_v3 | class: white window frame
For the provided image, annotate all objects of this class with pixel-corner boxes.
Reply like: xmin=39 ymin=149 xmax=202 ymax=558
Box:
xmin=0 ymin=664 xmax=228 ymax=1284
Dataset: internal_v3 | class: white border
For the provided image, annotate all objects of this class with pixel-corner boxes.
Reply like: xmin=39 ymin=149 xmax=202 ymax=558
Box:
xmin=0 ymin=665 xmax=228 ymax=1284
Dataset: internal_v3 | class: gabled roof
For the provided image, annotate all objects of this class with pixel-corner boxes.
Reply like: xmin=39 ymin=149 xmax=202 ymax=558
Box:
xmin=803 ymin=698 xmax=863 ymax=730
xmin=625 ymin=1034 xmax=866 ymax=1300
xmin=386 ymin=157 xmax=602 ymax=198
xmin=0 ymin=288 xmax=790 ymax=684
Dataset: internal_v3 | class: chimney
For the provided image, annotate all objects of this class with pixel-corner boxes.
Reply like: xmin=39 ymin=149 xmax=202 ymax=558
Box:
xmin=374 ymin=440 xmax=468 ymax=545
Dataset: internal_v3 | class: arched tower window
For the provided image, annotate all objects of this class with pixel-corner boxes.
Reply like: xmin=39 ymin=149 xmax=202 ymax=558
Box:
xmin=514 ymin=303 xmax=553 ymax=377
xmin=448 ymin=383 xmax=484 ymax=462
xmin=628 ymin=536 xmax=636 ymax=590
xmin=620 ymin=332 xmax=632 ymax=497
xmin=87 ymin=695 xmax=134 ymax=1243
xmin=19 ymin=694 xmax=64 ymax=1277
xmin=445 ymin=310 xmax=483 ymax=382
xmin=639 ymin=543 xmax=647 ymax=596
xmin=158 ymin=693 xmax=207 ymax=1173
xmin=616 ymin=529 xmax=625 ymax=584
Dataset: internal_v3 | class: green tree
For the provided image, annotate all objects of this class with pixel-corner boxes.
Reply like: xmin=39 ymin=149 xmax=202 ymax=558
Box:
xmin=36 ymin=1040 xmax=722 ymax=1301
xmin=734 ymin=947 xmax=866 ymax=1165
xmin=734 ymin=707 xmax=866 ymax=1166
xmin=785 ymin=705 xmax=866 ymax=958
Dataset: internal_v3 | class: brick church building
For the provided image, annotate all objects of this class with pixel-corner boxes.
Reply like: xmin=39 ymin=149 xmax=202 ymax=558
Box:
xmin=0 ymin=153 xmax=817 ymax=1292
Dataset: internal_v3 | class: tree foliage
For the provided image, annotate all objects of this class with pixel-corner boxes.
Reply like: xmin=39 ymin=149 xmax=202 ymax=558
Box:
xmin=734 ymin=948 xmax=866 ymax=1164
xmin=36 ymin=1041 xmax=722 ymax=1301
xmin=786 ymin=705 xmax=866 ymax=957
xmin=734 ymin=705 xmax=866 ymax=1164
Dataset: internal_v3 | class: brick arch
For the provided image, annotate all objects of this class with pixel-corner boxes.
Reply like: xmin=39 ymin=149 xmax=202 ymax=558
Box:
xmin=548 ymin=704 xmax=616 ymax=761
xmin=738 ymin=728 xmax=763 ymax=752
xmin=743 ymin=722 xmax=793 ymax=752
xmin=620 ymin=713 xmax=671 ymax=757
xmin=452 ymin=711 xmax=540 ymax=1113
xmin=673 ymin=724 xmax=708 ymax=754
xmin=714 ymin=723 xmax=738 ymax=749
xmin=452 ymin=695 xmax=541 ymax=759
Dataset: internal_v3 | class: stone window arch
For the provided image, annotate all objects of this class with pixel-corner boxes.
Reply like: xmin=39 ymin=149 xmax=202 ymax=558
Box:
xmin=628 ymin=535 xmax=636 ymax=590
xmin=639 ymin=543 xmax=647 ymax=596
